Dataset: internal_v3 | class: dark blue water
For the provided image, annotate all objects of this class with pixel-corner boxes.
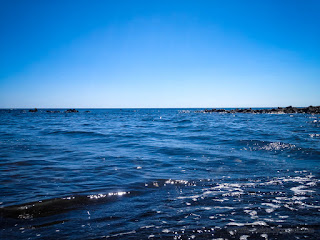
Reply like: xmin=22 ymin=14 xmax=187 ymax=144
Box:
xmin=0 ymin=109 xmax=319 ymax=239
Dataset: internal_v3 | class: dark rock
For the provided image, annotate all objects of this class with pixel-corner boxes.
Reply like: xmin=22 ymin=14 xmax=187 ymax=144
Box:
xmin=65 ymin=109 xmax=79 ymax=113
xmin=29 ymin=108 xmax=38 ymax=112
xmin=197 ymin=106 xmax=320 ymax=114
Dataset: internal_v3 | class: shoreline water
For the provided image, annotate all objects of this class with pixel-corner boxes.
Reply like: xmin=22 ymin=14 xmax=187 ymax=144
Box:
xmin=0 ymin=108 xmax=319 ymax=239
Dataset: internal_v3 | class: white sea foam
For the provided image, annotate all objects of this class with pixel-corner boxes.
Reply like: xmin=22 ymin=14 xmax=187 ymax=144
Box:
xmin=227 ymin=222 xmax=245 ymax=226
xmin=309 ymin=133 xmax=320 ymax=137
xmin=262 ymin=203 xmax=281 ymax=208
xmin=290 ymin=185 xmax=315 ymax=195
xmin=251 ymin=221 xmax=268 ymax=226
xmin=261 ymin=142 xmax=295 ymax=151
xmin=214 ymin=206 xmax=234 ymax=210
xmin=240 ymin=235 xmax=249 ymax=240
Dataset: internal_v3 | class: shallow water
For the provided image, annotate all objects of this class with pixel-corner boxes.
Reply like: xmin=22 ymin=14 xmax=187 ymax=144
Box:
xmin=0 ymin=109 xmax=319 ymax=239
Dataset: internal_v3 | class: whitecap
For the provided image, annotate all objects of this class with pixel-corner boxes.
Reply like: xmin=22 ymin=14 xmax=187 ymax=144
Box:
xmin=244 ymin=209 xmax=258 ymax=218
xmin=290 ymin=185 xmax=315 ymax=195
xmin=140 ymin=225 xmax=155 ymax=229
xmin=251 ymin=221 xmax=267 ymax=226
xmin=262 ymin=203 xmax=281 ymax=208
xmin=261 ymin=233 xmax=268 ymax=239
xmin=227 ymin=222 xmax=245 ymax=226
xmin=240 ymin=236 xmax=249 ymax=240
xmin=214 ymin=206 xmax=234 ymax=209
xmin=265 ymin=208 xmax=274 ymax=213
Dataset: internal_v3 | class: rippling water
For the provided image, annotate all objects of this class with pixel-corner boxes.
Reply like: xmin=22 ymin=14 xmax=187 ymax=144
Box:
xmin=0 ymin=109 xmax=319 ymax=239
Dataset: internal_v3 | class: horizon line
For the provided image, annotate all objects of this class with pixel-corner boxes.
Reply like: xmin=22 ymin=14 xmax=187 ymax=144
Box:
xmin=1 ymin=105 xmax=319 ymax=110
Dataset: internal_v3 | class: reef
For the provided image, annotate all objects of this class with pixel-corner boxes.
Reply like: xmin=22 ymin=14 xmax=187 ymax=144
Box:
xmin=200 ymin=106 xmax=320 ymax=114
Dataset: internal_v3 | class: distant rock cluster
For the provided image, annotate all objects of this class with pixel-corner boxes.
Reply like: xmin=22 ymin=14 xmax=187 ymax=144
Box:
xmin=28 ymin=108 xmax=80 ymax=113
xmin=200 ymin=106 xmax=320 ymax=114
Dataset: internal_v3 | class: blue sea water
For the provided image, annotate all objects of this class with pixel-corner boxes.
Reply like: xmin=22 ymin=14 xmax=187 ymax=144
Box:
xmin=0 ymin=109 xmax=319 ymax=239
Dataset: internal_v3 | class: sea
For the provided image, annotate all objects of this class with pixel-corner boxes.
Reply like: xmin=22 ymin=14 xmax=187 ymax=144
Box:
xmin=0 ymin=109 xmax=319 ymax=240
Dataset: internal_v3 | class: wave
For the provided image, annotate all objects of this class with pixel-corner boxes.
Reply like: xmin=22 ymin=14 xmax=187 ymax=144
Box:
xmin=238 ymin=139 xmax=320 ymax=158
xmin=239 ymin=140 xmax=296 ymax=151
xmin=173 ymin=119 xmax=193 ymax=124
xmin=2 ymin=173 xmax=319 ymax=221
xmin=42 ymin=130 xmax=107 ymax=138
xmin=0 ymin=179 xmax=191 ymax=219
xmin=0 ymin=191 xmax=133 ymax=219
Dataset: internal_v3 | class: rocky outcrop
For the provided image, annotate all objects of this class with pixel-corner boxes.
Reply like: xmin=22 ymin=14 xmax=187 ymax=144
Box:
xmin=29 ymin=108 xmax=38 ymax=112
xmin=200 ymin=106 xmax=320 ymax=114
xmin=65 ymin=109 xmax=79 ymax=113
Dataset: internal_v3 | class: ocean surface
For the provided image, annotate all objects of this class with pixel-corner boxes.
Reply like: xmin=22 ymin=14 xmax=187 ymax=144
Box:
xmin=0 ymin=109 xmax=319 ymax=240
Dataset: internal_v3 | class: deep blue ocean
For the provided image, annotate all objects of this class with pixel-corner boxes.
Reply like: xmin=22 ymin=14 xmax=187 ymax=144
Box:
xmin=0 ymin=109 xmax=319 ymax=239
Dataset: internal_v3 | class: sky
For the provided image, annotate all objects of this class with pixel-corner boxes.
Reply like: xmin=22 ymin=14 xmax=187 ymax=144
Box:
xmin=0 ymin=0 xmax=319 ymax=108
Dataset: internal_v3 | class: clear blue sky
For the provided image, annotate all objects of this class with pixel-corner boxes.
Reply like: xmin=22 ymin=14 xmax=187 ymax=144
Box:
xmin=0 ymin=0 xmax=319 ymax=108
